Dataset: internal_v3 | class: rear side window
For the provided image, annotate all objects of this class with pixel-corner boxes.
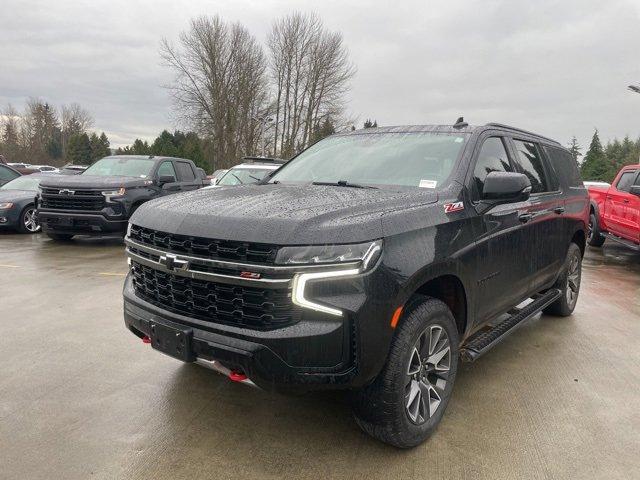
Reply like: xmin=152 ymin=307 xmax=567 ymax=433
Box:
xmin=472 ymin=137 xmax=513 ymax=197
xmin=175 ymin=162 xmax=195 ymax=181
xmin=543 ymin=146 xmax=581 ymax=188
xmin=513 ymin=140 xmax=551 ymax=194
xmin=157 ymin=161 xmax=177 ymax=179
xmin=616 ymin=171 xmax=638 ymax=192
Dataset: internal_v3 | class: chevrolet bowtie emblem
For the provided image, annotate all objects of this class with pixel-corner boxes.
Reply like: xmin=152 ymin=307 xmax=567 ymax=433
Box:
xmin=59 ymin=189 xmax=75 ymax=195
xmin=159 ymin=253 xmax=189 ymax=271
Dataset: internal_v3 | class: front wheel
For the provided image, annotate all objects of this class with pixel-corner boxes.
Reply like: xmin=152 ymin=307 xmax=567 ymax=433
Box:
xmin=352 ymin=296 xmax=459 ymax=448
xmin=543 ymin=243 xmax=582 ymax=317
xmin=18 ymin=205 xmax=40 ymax=234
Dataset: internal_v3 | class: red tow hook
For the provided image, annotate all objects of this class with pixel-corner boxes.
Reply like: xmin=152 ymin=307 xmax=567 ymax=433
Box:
xmin=229 ymin=371 xmax=248 ymax=382
xmin=142 ymin=335 xmax=151 ymax=344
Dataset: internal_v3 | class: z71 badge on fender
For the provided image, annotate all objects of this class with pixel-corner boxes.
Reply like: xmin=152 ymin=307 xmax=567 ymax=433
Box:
xmin=444 ymin=201 xmax=464 ymax=213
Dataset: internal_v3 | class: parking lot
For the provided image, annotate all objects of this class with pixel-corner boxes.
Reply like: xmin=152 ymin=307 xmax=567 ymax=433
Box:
xmin=0 ymin=232 xmax=638 ymax=480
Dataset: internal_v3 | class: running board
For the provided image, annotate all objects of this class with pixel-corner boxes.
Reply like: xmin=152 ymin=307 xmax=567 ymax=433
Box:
xmin=603 ymin=232 xmax=640 ymax=252
xmin=461 ymin=288 xmax=562 ymax=363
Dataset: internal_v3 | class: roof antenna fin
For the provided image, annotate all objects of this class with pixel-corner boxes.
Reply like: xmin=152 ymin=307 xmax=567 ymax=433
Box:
xmin=453 ymin=117 xmax=468 ymax=129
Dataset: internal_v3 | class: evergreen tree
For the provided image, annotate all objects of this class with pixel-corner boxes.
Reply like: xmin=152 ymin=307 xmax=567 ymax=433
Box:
xmin=580 ymin=130 xmax=609 ymax=181
xmin=310 ymin=118 xmax=335 ymax=144
xmin=151 ymin=130 xmax=179 ymax=157
xmin=363 ymin=119 xmax=378 ymax=129
xmin=89 ymin=131 xmax=111 ymax=161
xmin=567 ymin=136 xmax=581 ymax=167
xmin=67 ymin=133 xmax=92 ymax=165
xmin=132 ymin=139 xmax=151 ymax=155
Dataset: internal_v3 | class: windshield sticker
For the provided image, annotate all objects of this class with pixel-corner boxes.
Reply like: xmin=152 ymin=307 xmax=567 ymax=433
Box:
xmin=419 ymin=179 xmax=438 ymax=189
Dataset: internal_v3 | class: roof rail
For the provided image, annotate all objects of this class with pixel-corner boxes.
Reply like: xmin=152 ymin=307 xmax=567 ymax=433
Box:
xmin=485 ymin=123 xmax=560 ymax=145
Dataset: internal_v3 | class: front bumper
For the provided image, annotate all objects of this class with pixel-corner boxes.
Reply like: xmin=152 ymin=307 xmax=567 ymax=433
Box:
xmin=123 ymin=252 xmax=395 ymax=391
xmin=0 ymin=207 xmax=21 ymax=228
xmin=38 ymin=210 xmax=127 ymax=235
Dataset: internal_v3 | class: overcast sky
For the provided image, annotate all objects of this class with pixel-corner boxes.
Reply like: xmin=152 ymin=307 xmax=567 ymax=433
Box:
xmin=1 ymin=0 xmax=639 ymax=153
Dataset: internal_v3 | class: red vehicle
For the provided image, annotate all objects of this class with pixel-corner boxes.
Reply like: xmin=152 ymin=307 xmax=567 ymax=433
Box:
xmin=587 ymin=164 xmax=640 ymax=251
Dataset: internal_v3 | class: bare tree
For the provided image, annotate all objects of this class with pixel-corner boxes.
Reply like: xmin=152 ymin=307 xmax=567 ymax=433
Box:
xmin=268 ymin=13 xmax=355 ymax=157
xmin=0 ymin=104 xmax=22 ymax=161
xmin=61 ymin=103 xmax=94 ymax=157
xmin=161 ymin=15 xmax=268 ymax=169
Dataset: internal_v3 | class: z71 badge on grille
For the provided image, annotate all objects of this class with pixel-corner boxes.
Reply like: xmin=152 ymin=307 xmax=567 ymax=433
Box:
xmin=444 ymin=201 xmax=464 ymax=213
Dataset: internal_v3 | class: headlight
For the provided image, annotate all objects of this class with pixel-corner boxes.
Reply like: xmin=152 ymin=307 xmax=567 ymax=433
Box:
xmin=102 ymin=187 xmax=126 ymax=203
xmin=288 ymin=240 xmax=383 ymax=317
xmin=0 ymin=202 xmax=14 ymax=210
xmin=275 ymin=240 xmax=382 ymax=266
xmin=126 ymin=222 xmax=133 ymax=238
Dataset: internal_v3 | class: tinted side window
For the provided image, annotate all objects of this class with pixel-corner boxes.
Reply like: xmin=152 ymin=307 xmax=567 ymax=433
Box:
xmin=157 ymin=161 xmax=177 ymax=179
xmin=616 ymin=171 xmax=637 ymax=192
xmin=513 ymin=140 xmax=550 ymax=194
xmin=543 ymin=146 xmax=580 ymax=188
xmin=0 ymin=165 xmax=19 ymax=181
xmin=472 ymin=137 xmax=513 ymax=197
xmin=175 ymin=162 xmax=195 ymax=181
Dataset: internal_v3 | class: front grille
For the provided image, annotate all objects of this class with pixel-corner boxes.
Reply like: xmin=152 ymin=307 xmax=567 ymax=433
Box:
xmin=41 ymin=188 xmax=105 ymax=211
xmin=129 ymin=225 xmax=280 ymax=264
xmin=131 ymin=261 xmax=299 ymax=330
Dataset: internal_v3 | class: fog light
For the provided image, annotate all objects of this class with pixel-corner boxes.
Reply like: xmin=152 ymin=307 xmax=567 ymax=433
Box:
xmin=0 ymin=217 xmax=7 ymax=223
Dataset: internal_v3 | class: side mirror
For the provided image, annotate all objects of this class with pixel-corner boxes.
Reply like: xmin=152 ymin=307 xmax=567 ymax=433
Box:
xmin=158 ymin=175 xmax=176 ymax=185
xmin=629 ymin=185 xmax=640 ymax=197
xmin=482 ymin=172 xmax=532 ymax=204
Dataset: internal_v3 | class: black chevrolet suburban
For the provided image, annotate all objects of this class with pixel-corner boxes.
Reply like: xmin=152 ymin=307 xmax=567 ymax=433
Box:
xmin=123 ymin=121 xmax=589 ymax=448
xmin=37 ymin=155 xmax=205 ymax=240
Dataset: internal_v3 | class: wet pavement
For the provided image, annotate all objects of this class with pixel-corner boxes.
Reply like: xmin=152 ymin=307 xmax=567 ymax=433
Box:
xmin=0 ymin=232 xmax=638 ymax=480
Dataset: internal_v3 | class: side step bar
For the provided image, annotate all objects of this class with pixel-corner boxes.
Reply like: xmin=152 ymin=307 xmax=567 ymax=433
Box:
xmin=603 ymin=232 xmax=640 ymax=252
xmin=461 ymin=288 xmax=562 ymax=363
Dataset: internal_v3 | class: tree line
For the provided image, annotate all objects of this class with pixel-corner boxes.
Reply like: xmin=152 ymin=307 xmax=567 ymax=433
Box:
xmin=578 ymin=130 xmax=640 ymax=182
xmin=0 ymin=99 xmax=111 ymax=166
xmin=161 ymin=12 xmax=355 ymax=170
xmin=115 ymin=130 xmax=208 ymax=172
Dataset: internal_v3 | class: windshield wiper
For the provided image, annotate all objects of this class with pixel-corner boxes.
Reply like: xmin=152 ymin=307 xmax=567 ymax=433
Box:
xmin=312 ymin=180 xmax=378 ymax=189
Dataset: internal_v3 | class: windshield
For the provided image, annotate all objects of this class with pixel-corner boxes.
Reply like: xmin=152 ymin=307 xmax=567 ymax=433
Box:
xmin=270 ymin=132 xmax=468 ymax=188
xmin=82 ymin=157 xmax=155 ymax=177
xmin=218 ymin=167 xmax=273 ymax=186
xmin=0 ymin=176 xmax=42 ymax=191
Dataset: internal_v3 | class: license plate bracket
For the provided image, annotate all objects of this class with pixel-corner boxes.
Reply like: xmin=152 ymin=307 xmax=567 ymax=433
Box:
xmin=149 ymin=322 xmax=194 ymax=362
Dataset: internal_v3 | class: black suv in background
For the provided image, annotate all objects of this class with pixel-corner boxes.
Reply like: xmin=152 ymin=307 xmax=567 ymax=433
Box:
xmin=37 ymin=155 xmax=205 ymax=240
xmin=123 ymin=122 xmax=588 ymax=448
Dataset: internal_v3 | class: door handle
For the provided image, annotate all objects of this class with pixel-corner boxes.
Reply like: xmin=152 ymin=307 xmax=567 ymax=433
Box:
xmin=519 ymin=213 xmax=533 ymax=223
xmin=553 ymin=206 xmax=565 ymax=214
xmin=623 ymin=199 xmax=630 ymax=204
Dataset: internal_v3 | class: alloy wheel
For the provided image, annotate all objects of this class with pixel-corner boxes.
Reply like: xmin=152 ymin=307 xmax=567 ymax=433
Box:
xmin=23 ymin=208 xmax=40 ymax=232
xmin=566 ymin=252 xmax=581 ymax=309
xmin=405 ymin=324 xmax=451 ymax=425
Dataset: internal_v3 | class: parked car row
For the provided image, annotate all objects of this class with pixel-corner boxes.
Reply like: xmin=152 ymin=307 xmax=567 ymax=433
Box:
xmin=3 ymin=120 xmax=631 ymax=449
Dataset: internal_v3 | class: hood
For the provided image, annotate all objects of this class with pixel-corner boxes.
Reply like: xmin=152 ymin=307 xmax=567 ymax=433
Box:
xmin=0 ymin=189 xmax=37 ymax=203
xmin=39 ymin=175 xmax=149 ymax=190
xmin=131 ymin=184 xmax=437 ymax=245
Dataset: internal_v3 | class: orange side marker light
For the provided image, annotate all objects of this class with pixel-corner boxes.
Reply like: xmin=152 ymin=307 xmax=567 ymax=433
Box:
xmin=390 ymin=306 xmax=404 ymax=329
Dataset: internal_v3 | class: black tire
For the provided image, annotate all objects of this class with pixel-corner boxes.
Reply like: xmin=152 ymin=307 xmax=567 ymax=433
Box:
xmin=17 ymin=205 xmax=40 ymax=234
xmin=46 ymin=233 xmax=74 ymax=241
xmin=352 ymin=296 xmax=459 ymax=448
xmin=543 ymin=242 xmax=582 ymax=317
xmin=587 ymin=212 xmax=605 ymax=247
